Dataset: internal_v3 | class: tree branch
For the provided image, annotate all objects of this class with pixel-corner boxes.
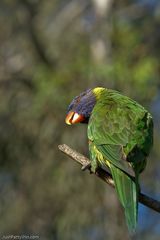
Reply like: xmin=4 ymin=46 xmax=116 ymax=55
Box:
xmin=58 ymin=144 xmax=160 ymax=213
xmin=20 ymin=0 xmax=56 ymax=68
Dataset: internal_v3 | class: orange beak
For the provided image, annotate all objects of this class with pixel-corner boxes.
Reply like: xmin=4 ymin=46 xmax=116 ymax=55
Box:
xmin=65 ymin=111 xmax=85 ymax=125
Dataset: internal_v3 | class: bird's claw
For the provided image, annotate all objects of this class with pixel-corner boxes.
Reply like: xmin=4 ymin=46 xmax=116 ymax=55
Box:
xmin=81 ymin=163 xmax=91 ymax=172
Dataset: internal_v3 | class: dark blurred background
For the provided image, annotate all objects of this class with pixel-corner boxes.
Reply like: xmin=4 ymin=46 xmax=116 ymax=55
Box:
xmin=0 ymin=0 xmax=160 ymax=239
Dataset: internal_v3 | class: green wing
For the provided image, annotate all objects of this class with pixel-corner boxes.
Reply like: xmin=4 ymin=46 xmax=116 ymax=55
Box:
xmin=88 ymin=90 xmax=153 ymax=174
xmin=88 ymin=90 xmax=153 ymax=232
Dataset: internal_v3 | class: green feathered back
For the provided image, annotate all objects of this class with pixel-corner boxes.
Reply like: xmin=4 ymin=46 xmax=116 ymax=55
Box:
xmin=88 ymin=88 xmax=153 ymax=232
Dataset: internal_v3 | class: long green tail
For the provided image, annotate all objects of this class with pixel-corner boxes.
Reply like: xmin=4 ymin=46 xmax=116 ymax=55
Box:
xmin=110 ymin=164 xmax=138 ymax=232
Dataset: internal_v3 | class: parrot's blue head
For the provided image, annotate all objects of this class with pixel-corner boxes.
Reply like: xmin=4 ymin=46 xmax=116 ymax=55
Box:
xmin=65 ymin=88 xmax=96 ymax=125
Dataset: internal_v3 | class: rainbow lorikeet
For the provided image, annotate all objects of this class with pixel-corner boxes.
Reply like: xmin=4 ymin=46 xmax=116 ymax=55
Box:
xmin=65 ymin=87 xmax=153 ymax=232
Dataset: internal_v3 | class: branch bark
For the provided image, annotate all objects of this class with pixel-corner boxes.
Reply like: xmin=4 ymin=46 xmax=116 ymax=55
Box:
xmin=58 ymin=144 xmax=160 ymax=213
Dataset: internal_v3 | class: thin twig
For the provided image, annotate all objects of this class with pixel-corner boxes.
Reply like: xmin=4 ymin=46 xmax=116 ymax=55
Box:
xmin=58 ymin=144 xmax=160 ymax=213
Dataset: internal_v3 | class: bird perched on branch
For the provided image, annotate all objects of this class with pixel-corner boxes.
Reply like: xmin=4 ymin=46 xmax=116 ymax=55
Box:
xmin=65 ymin=87 xmax=153 ymax=232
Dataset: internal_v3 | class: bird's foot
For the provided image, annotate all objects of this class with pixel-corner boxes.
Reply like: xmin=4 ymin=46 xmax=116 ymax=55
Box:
xmin=81 ymin=163 xmax=92 ymax=173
